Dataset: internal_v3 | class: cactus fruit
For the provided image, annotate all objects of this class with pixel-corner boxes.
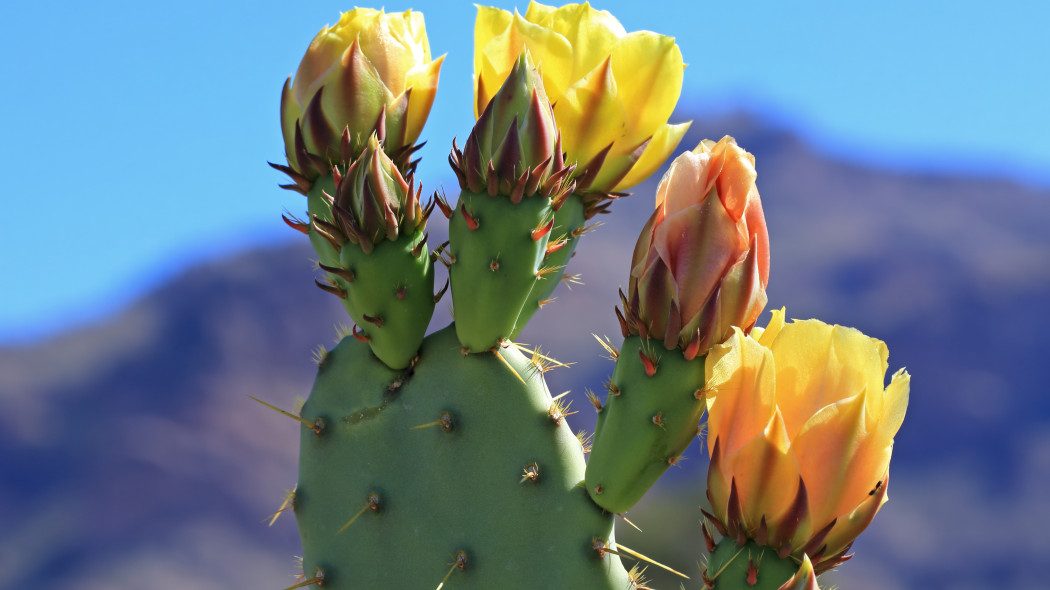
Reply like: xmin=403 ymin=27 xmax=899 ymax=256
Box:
xmin=294 ymin=324 xmax=631 ymax=589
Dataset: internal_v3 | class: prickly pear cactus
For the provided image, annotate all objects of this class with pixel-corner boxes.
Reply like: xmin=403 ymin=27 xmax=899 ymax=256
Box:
xmin=268 ymin=4 xmax=911 ymax=590
xmin=294 ymin=325 xmax=630 ymax=588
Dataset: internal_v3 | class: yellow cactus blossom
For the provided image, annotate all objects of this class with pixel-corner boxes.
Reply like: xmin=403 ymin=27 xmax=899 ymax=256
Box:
xmin=280 ymin=8 xmax=444 ymax=179
xmin=702 ymin=309 xmax=909 ymax=573
xmin=474 ymin=1 xmax=689 ymax=194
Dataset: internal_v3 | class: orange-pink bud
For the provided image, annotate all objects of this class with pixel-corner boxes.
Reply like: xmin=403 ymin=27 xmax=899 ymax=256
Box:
xmin=626 ymin=136 xmax=769 ymax=357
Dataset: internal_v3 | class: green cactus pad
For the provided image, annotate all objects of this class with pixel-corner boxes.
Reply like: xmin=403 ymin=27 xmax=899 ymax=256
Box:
xmin=337 ymin=229 xmax=434 ymax=370
xmin=585 ymin=336 xmax=707 ymax=514
xmin=511 ymin=195 xmax=586 ymax=338
xmin=448 ymin=191 xmax=553 ymax=352
xmin=705 ymin=539 xmax=801 ymax=590
xmin=295 ymin=324 xmax=631 ymax=589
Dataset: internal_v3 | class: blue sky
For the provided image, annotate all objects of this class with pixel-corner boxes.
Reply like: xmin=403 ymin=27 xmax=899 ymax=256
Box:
xmin=1 ymin=0 xmax=1048 ymax=344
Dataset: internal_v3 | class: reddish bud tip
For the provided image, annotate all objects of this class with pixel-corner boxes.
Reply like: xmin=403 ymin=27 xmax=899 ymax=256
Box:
xmin=352 ymin=325 xmax=371 ymax=343
xmin=531 ymin=217 xmax=554 ymax=241
xmin=460 ymin=203 xmax=479 ymax=231
xmin=638 ymin=349 xmax=657 ymax=377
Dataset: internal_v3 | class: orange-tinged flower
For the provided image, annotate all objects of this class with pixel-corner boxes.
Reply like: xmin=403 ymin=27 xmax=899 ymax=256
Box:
xmin=474 ymin=2 xmax=689 ymax=195
xmin=280 ymin=9 xmax=444 ymax=179
xmin=703 ymin=309 xmax=910 ymax=573
xmin=623 ymin=136 xmax=769 ymax=358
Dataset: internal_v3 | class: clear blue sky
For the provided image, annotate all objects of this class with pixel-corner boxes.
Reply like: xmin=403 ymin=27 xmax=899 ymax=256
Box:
xmin=1 ymin=0 xmax=1047 ymax=344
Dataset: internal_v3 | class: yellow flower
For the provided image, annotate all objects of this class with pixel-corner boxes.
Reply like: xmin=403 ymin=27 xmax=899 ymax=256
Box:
xmin=280 ymin=9 xmax=444 ymax=178
xmin=475 ymin=2 xmax=689 ymax=194
xmin=625 ymin=136 xmax=769 ymax=358
xmin=703 ymin=309 xmax=909 ymax=573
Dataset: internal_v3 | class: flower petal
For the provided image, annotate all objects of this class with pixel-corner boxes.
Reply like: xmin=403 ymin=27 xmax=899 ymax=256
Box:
xmin=613 ymin=121 xmax=691 ymax=192
xmin=609 ymin=30 xmax=683 ymax=139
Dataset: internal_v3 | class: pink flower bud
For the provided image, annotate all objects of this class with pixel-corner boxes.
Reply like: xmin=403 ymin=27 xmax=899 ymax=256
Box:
xmin=625 ymin=136 xmax=770 ymax=358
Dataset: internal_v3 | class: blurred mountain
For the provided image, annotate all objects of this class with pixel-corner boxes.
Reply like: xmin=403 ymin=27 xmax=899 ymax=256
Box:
xmin=2 ymin=113 xmax=1048 ymax=589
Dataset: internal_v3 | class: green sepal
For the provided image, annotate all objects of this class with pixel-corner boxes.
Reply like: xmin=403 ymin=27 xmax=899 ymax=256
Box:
xmin=585 ymin=336 xmax=706 ymax=513
xmin=510 ymin=195 xmax=586 ymax=338
xmin=339 ymin=229 xmax=434 ymax=369
xmin=306 ymin=175 xmax=342 ymax=269
xmin=448 ymin=191 xmax=551 ymax=352
xmin=705 ymin=539 xmax=801 ymax=590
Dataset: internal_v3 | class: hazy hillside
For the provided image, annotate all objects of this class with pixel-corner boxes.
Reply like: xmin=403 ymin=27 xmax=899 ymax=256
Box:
xmin=2 ymin=114 xmax=1048 ymax=589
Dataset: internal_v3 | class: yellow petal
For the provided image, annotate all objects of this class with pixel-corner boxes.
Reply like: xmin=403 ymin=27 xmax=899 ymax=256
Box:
xmin=403 ymin=54 xmax=445 ymax=143
xmin=790 ymin=388 xmax=874 ymax=530
xmin=529 ymin=1 xmax=626 ymax=79
xmin=609 ymin=31 xmax=683 ymax=138
xmin=612 ymin=121 xmax=691 ymax=192
xmin=770 ymin=321 xmax=884 ymax=439
xmin=704 ymin=331 xmax=777 ymax=457
xmin=755 ymin=307 xmax=786 ymax=348
xmin=475 ymin=10 xmax=573 ymax=118
xmin=880 ymin=368 xmax=910 ymax=436
xmin=723 ymin=409 xmax=800 ymax=532
xmin=554 ymin=56 xmax=627 ymax=166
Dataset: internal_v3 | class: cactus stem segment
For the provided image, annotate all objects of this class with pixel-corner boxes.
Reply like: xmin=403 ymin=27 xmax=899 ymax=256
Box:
xmin=435 ymin=551 xmax=469 ymax=590
xmin=615 ymin=543 xmax=690 ymax=580
xmin=284 ymin=568 xmax=325 ymax=590
xmin=267 ymin=487 xmax=297 ymax=527
xmin=337 ymin=492 xmax=381 ymax=534
xmin=249 ymin=396 xmax=324 ymax=435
